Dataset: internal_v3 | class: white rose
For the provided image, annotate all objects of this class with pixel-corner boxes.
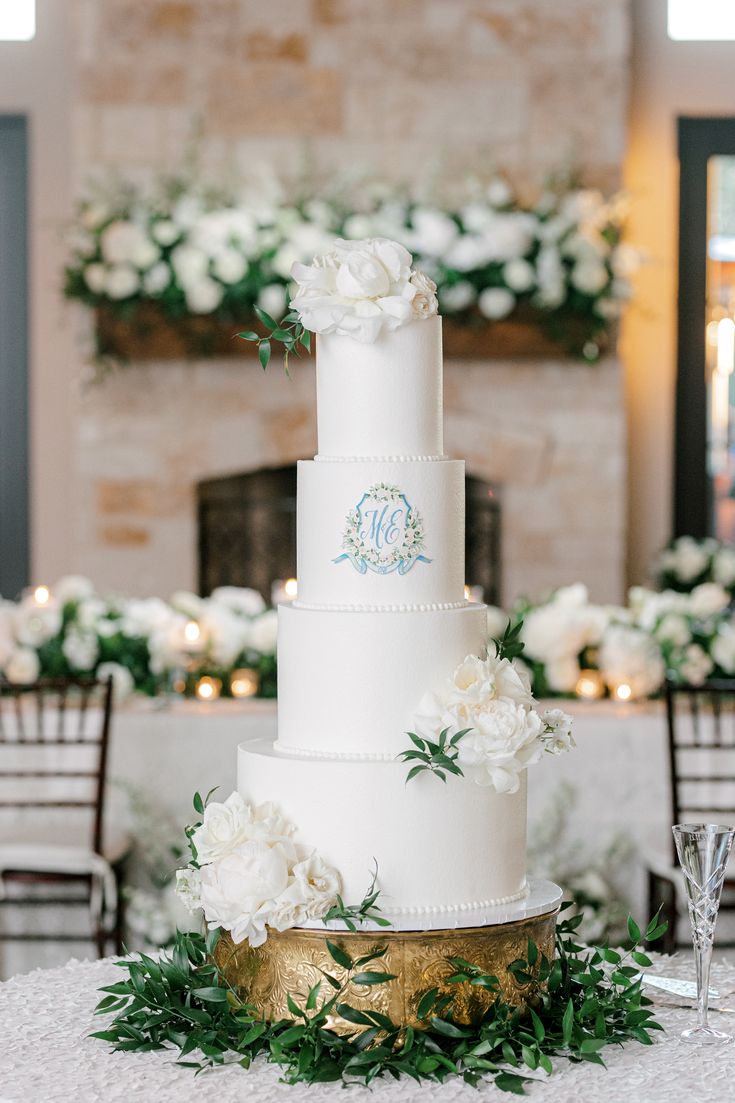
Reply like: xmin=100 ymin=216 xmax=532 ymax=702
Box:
xmin=478 ymin=287 xmax=515 ymax=320
xmin=655 ymin=613 xmax=691 ymax=648
xmin=249 ymin=610 xmax=278 ymax=653
xmin=199 ymin=840 xmax=292 ymax=946
xmin=599 ymin=625 xmax=665 ymax=698
xmin=175 ymin=866 xmax=202 ymax=912
xmin=545 ymin=657 xmax=581 ymax=693
xmin=210 ymin=586 xmax=266 ymax=618
xmin=143 ymin=262 xmax=171 ymax=295
xmin=669 ymin=537 xmax=710 ymax=582
xmin=714 ymin=547 xmax=735 ymax=588
xmin=454 ymin=698 xmax=544 ymax=793
xmin=100 ymin=221 xmax=155 ymax=267
xmin=192 ymin=791 xmax=252 ymax=864
xmin=84 ymin=263 xmax=107 ymax=294
xmin=336 ymin=250 xmax=391 ymax=298
xmin=4 ymin=647 xmax=40 ymax=684
xmin=679 ymin=644 xmax=714 ymax=686
xmin=198 ymin=604 xmax=249 ymax=666
xmin=54 ymin=575 xmax=95 ymax=604
xmin=439 ymin=281 xmax=476 ymax=312
xmin=62 ymin=629 xmax=99 ymax=671
xmin=171 ymin=244 xmax=209 ymax=287
xmin=105 ymin=265 xmax=139 ymax=300
xmin=185 ymin=278 xmax=223 ymax=314
xmin=409 ymin=269 xmax=438 ymax=319
xmin=409 ymin=207 xmax=458 ymax=257
xmin=571 ymin=259 xmax=609 ymax=296
xmin=152 ymin=220 xmax=180 ymax=247
xmin=96 ymin=661 xmax=135 ymax=699
xmin=290 ymin=851 xmax=341 ymax=920
xmin=257 ymin=283 xmax=287 ymax=318
xmin=712 ymin=625 xmax=735 ymax=673
xmin=688 ymin=583 xmax=730 ymax=619
xmin=503 ymin=257 xmax=535 ymax=292
xmin=14 ymin=601 xmax=62 ymax=647
xmin=212 ymin=248 xmax=248 ymax=285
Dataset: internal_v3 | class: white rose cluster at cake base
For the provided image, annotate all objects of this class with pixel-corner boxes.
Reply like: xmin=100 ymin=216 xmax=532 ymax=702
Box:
xmin=176 ymin=792 xmax=341 ymax=947
xmin=178 ymin=238 xmax=573 ymax=947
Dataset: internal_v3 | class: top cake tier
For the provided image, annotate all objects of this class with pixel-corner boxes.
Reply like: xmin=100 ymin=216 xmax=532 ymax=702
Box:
xmin=315 ymin=316 xmax=443 ymax=459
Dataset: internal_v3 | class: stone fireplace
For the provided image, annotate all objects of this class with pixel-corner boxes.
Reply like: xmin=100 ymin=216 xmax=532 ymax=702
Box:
xmin=74 ymin=355 xmax=625 ymax=606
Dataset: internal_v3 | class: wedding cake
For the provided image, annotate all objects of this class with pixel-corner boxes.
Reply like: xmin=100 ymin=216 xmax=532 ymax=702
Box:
xmin=177 ymin=239 xmax=572 ymax=946
xmin=230 ymin=239 xmax=572 ymax=929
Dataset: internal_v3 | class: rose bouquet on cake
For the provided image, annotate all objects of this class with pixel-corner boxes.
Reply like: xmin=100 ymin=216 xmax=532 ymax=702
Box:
xmin=175 ymin=791 xmax=341 ymax=947
xmin=401 ymin=627 xmax=574 ymax=792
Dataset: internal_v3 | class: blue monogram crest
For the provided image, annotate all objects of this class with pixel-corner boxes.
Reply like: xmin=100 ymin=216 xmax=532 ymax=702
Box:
xmin=333 ymin=482 xmax=432 ymax=575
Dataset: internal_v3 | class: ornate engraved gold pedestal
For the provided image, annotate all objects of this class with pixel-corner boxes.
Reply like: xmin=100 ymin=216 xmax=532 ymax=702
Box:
xmin=215 ymin=905 xmax=559 ymax=1033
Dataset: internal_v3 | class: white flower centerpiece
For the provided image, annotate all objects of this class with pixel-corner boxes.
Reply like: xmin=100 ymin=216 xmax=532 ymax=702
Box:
xmin=175 ymin=791 xmax=341 ymax=948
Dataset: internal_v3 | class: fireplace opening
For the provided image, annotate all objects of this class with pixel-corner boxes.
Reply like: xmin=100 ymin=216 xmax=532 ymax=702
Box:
xmin=198 ymin=467 xmax=501 ymax=605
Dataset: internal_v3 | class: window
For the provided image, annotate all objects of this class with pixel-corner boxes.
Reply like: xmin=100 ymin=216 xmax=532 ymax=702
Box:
xmin=669 ymin=0 xmax=735 ymax=40
xmin=0 ymin=0 xmax=35 ymax=42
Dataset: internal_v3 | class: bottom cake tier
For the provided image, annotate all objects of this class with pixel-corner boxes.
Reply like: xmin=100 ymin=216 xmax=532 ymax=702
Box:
xmin=238 ymin=738 xmax=527 ymax=923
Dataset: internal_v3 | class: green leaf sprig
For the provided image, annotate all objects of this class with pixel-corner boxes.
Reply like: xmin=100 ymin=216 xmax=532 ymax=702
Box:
xmin=493 ymin=619 xmax=525 ymax=662
xmin=323 ymin=863 xmax=392 ymax=930
xmin=92 ymin=907 xmax=667 ymax=1093
xmin=237 ymin=307 xmax=311 ymax=372
xmin=183 ymin=786 xmax=218 ymax=867
xmin=398 ymin=727 xmax=472 ymax=783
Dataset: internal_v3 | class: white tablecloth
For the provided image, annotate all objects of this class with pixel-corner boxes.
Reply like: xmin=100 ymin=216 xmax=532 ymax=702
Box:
xmin=1 ymin=953 xmax=734 ymax=1102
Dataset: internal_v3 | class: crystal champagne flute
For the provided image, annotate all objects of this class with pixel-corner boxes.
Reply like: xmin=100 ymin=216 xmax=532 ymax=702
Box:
xmin=673 ymin=822 xmax=735 ymax=1044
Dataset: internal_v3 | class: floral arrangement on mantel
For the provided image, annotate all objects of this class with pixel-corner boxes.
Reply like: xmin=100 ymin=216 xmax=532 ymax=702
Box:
xmin=0 ymin=576 xmax=278 ymax=699
xmin=63 ymin=171 xmax=637 ymax=364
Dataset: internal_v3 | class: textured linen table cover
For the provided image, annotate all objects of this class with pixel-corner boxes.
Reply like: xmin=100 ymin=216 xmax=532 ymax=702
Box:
xmin=1 ymin=954 xmax=735 ymax=1102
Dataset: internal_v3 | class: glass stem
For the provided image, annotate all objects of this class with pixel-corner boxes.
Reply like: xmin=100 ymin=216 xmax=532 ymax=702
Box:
xmin=696 ymin=938 xmax=713 ymax=1031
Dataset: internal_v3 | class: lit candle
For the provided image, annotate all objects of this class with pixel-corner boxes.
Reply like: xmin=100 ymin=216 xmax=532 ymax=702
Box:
xmin=195 ymin=676 xmax=222 ymax=701
xmin=613 ymin=682 xmax=633 ymax=702
xmin=184 ymin=620 xmax=200 ymax=644
xmin=33 ymin=585 xmax=50 ymax=606
xmin=230 ymin=668 xmax=259 ymax=698
xmin=271 ymin=578 xmax=298 ymax=605
xmin=464 ymin=584 xmax=484 ymax=603
xmin=575 ymin=669 xmax=605 ymax=700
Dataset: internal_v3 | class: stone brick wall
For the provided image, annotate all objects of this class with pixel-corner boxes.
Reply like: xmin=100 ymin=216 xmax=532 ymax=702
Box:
xmin=68 ymin=0 xmax=631 ymax=604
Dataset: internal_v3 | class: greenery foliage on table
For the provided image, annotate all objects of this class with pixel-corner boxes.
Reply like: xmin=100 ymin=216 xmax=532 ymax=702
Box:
xmin=64 ymin=169 xmax=636 ymax=363
xmin=93 ymin=908 xmax=666 ymax=1094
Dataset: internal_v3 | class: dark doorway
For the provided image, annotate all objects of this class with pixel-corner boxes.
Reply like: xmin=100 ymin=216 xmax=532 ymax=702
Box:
xmin=676 ymin=117 xmax=735 ymax=539
xmin=0 ymin=116 xmax=29 ymax=598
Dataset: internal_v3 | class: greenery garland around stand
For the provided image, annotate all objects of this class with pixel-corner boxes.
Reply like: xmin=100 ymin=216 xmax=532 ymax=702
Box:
xmin=93 ymin=907 xmax=667 ymax=1094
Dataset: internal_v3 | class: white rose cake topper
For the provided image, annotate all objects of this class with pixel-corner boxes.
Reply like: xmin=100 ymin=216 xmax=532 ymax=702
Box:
xmin=290 ymin=237 xmax=439 ymax=344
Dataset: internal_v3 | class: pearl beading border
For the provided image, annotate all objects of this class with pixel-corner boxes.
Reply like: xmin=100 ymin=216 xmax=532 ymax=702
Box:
xmin=292 ymin=600 xmax=475 ymax=613
xmin=314 ymin=454 xmax=448 ymax=463
xmin=274 ymin=740 xmax=396 ymax=762
xmin=379 ymin=883 xmax=529 ymax=916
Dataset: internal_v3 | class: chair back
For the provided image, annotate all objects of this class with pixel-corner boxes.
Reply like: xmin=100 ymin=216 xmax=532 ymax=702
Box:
xmin=665 ymin=679 xmax=735 ymax=863
xmin=0 ymin=677 xmax=114 ymax=854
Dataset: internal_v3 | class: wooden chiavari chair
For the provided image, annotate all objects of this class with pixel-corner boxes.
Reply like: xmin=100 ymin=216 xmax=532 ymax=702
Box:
xmin=0 ymin=676 xmax=127 ymax=959
xmin=648 ymin=680 xmax=735 ymax=952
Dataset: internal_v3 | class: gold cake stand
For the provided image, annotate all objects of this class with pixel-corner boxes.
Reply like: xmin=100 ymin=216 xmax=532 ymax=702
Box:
xmin=214 ymin=880 xmax=562 ymax=1031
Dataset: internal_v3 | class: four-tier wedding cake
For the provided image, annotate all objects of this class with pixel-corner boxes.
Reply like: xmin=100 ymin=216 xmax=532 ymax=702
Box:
xmin=178 ymin=239 xmax=572 ymax=946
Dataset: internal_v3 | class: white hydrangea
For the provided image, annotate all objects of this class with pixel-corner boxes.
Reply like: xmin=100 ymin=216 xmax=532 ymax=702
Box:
xmin=96 ymin=661 xmax=135 ymax=699
xmin=438 ymin=281 xmax=476 ymax=312
xmin=62 ymin=629 xmax=99 ymax=671
xmin=185 ymin=278 xmax=223 ymax=314
xmin=678 ymin=643 xmax=714 ymax=686
xmin=714 ymin=546 xmax=735 ymax=588
xmin=478 ymin=287 xmax=515 ymax=320
xmin=598 ymin=625 xmax=665 ymax=698
xmin=4 ymin=647 xmax=40 ymax=684
xmin=105 ymin=265 xmax=139 ymax=300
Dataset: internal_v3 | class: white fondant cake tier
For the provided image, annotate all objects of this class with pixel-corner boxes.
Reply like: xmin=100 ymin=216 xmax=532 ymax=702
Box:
xmin=296 ymin=457 xmax=465 ymax=608
xmin=238 ymin=738 xmax=527 ymax=915
xmin=276 ymin=602 xmax=488 ymax=756
xmin=316 ymin=317 xmax=442 ymax=458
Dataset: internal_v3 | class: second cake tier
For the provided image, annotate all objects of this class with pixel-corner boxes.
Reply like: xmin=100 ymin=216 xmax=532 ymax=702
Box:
xmin=297 ymin=457 xmax=465 ymax=608
xmin=276 ymin=602 xmax=488 ymax=757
